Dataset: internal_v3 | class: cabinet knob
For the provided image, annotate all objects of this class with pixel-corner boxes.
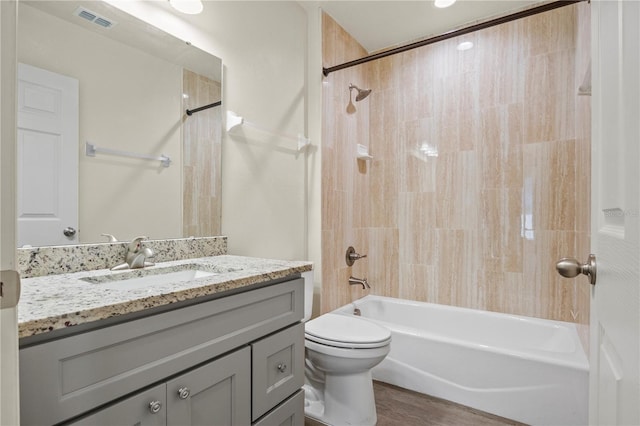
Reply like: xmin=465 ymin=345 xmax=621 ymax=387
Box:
xmin=178 ymin=387 xmax=191 ymax=400
xmin=277 ymin=363 xmax=287 ymax=373
xmin=149 ymin=400 xmax=162 ymax=414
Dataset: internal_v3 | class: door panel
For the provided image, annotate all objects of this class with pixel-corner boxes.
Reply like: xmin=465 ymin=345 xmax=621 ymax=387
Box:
xmin=17 ymin=62 xmax=78 ymax=246
xmin=590 ymin=0 xmax=640 ymax=424
xmin=0 ymin=1 xmax=20 ymax=424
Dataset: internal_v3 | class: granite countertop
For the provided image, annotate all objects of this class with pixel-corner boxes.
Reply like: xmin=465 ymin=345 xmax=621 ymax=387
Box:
xmin=18 ymin=255 xmax=312 ymax=338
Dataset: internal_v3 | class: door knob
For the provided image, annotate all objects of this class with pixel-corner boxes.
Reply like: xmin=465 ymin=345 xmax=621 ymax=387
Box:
xmin=63 ymin=227 xmax=77 ymax=237
xmin=556 ymin=254 xmax=597 ymax=285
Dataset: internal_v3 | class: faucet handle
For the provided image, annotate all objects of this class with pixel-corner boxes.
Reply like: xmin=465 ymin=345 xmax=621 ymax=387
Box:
xmin=128 ymin=236 xmax=148 ymax=252
xmin=346 ymin=246 xmax=367 ymax=266
xmin=101 ymin=233 xmax=118 ymax=242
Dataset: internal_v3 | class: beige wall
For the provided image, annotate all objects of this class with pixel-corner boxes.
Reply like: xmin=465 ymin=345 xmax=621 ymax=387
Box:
xmin=18 ymin=4 xmax=183 ymax=243
xmin=214 ymin=2 xmax=307 ymax=260
xmin=321 ymin=4 xmax=591 ymax=324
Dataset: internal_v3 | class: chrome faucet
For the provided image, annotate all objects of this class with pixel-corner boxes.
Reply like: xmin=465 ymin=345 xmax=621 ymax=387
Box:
xmin=349 ymin=276 xmax=370 ymax=289
xmin=111 ymin=236 xmax=155 ymax=270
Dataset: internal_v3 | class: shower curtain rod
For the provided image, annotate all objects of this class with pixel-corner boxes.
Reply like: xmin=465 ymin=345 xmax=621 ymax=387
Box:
xmin=322 ymin=0 xmax=585 ymax=77
xmin=185 ymin=100 xmax=221 ymax=116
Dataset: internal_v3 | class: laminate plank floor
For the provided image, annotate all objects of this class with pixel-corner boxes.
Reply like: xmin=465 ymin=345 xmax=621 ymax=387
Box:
xmin=305 ymin=381 xmax=525 ymax=426
xmin=373 ymin=381 xmax=526 ymax=426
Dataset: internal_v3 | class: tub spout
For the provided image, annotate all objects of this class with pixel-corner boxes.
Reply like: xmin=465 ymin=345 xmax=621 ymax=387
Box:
xmin=349 ymin=276 xmax=370 ymax=289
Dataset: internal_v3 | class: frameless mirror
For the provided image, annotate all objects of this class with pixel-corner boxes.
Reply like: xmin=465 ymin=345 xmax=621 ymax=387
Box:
xmin=17 ymin=0 xmax=222 ymax=247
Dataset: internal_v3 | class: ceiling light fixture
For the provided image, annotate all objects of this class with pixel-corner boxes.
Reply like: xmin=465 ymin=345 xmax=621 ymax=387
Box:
xmin=434 ymin=0 xmax=456 ymax=8
xmin=169 ymin=0 xmax=203 ymax=15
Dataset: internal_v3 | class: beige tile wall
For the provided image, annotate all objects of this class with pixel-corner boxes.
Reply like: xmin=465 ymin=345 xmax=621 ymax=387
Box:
xmin=321 ymin=4 xmax=591 ymax=326
xmin=182 ymin=70 xmax=222 ymax=237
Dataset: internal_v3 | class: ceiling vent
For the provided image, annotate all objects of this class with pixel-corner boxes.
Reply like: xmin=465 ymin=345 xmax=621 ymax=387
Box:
xmin=73 ymin=7 xmax=117 ymax=29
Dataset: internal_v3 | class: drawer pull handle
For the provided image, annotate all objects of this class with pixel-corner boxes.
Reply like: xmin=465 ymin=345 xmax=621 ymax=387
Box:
xmin=178 ymin=387 xmax=191 ymax=400
xmin=277 ymin=363 xmax=287 ymax=373
xmin=149 ymin=400 xmax=162 ymax=414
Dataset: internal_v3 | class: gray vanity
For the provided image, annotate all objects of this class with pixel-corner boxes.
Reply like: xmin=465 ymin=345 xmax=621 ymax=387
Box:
xmin=17 ymin=239 xmax=312 ymax=426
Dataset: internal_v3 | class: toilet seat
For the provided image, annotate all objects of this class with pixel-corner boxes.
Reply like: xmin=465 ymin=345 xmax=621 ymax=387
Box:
xmin=305 ymin=313 xmax=391 ymax=349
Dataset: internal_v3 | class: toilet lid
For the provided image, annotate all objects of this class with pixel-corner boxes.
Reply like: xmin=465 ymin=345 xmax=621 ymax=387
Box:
xmin=305 ymin=313 xmax=391 ymax=348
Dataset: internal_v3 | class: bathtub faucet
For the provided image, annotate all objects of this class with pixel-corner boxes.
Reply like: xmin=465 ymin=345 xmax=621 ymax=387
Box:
xmin=349 ymin=276 xmax=370 ymax=289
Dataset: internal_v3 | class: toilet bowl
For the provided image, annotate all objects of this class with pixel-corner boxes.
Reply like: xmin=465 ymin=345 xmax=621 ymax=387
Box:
xmin=303 ymin=312 xmax=391 ymax=426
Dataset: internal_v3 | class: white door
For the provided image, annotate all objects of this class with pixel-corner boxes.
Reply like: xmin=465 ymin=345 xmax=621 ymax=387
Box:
xmin=17 ymin=63 xmax=78 ymax=247
xmin=589 ymin=0 xmax=640 ymax=424
xmin=1 ymin=1 xmax=20 ymax=424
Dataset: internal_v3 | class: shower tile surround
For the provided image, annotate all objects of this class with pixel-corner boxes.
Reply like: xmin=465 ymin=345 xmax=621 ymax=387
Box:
xmin=321 ymin=3 xmax=590 ymax=330
xmin=182 ymin=70 xmax=222 ymax=238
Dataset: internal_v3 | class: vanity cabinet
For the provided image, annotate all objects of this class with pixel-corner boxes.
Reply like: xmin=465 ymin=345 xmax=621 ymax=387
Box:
xmin=20 ymin=278 xmax=305 ymax=426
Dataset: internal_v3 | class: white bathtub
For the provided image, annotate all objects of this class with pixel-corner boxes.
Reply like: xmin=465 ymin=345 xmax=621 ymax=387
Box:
xmin=333 ymin=295 xmax=589 ymax=426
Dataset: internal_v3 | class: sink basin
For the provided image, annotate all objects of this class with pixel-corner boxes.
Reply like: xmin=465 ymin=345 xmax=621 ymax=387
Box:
xmin=81 ymin=263 xmax=239 ymax=290
xmin=96 ymin=269 xmax=216 ymax=290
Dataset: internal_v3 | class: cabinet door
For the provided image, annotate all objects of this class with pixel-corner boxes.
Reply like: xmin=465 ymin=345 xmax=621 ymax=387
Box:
xmin=252 ymin=323 xmax=304 ymax=420
xmin=65 ymin=383 xmax=166 ymax=426
xmin=166 ymin=346 xmax=251 ymax=426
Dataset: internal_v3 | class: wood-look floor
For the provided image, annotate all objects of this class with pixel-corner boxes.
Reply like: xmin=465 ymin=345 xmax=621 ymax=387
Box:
xmin=305 ymin=381 xmax=525 ymax=426
xmin=373 ymin=381 xmax=525 ymax=426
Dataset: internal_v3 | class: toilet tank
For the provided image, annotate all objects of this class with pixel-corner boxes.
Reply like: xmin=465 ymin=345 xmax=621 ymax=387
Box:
xmin=302 ymin=270 xmax=314 ymax=321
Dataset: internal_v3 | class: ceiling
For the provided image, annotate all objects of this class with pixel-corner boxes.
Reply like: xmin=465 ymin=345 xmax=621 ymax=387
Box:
xmin=315 ymin=0 xmax=546 ymax=53
xmin=23 ymin=0 xmax=222 ymax=81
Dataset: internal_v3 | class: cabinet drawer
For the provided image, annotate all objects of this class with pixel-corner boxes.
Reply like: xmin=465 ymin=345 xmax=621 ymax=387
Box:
xmin=253 ymin=389 xmax=304 ymax=426
xmin=251 ymin=323 xmax=304 ymax=421
xmin=20 ymin=278 xmax=303 ymax=426
xmin=65 ymin=383 xmax=166 ymax=426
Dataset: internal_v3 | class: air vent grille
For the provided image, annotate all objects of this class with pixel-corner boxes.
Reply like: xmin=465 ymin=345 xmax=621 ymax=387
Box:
xmin=73 ymin=7 xmax=117 ymax=29
xmin=78 ymin=10 xmax=97 ymax=21
xmin=94 ymin=17 xmax=112 ymax=28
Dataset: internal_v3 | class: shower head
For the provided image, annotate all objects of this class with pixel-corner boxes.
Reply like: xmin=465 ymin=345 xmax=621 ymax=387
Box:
xmin=349 ymin=83 xmax=372 ymax=102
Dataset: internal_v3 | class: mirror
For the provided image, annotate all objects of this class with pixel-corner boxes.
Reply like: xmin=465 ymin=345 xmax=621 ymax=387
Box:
xmin=17 ymin=0 xmax=222 ymax=247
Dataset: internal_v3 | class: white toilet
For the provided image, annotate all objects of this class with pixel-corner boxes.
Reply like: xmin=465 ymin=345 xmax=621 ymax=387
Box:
xmin=302 ymin=272 xmax=391 ymax=426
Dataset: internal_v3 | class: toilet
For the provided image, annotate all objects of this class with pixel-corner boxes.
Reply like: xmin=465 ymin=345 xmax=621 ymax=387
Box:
xmin=302 ymin=272 xmax=391 ymax=426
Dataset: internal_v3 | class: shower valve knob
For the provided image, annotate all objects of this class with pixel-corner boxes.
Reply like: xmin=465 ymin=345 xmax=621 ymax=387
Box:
xmin=346 ymin=246 xmax=367 ymax=266
xmin=556 ymin=254 xmax=597 ymax=285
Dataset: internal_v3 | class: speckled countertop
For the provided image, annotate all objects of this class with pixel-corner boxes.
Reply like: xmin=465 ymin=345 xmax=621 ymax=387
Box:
xmin=18 ymin=255 xmax=312 ymax=338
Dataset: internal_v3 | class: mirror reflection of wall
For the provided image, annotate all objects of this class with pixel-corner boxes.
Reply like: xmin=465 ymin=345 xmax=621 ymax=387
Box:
xmin=17 ymin=1 xmax=222 ymax=247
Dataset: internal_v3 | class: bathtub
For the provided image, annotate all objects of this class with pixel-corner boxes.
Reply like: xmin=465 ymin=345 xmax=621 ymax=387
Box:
xmin=333 ymin=295 xmax=588 ymax=426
